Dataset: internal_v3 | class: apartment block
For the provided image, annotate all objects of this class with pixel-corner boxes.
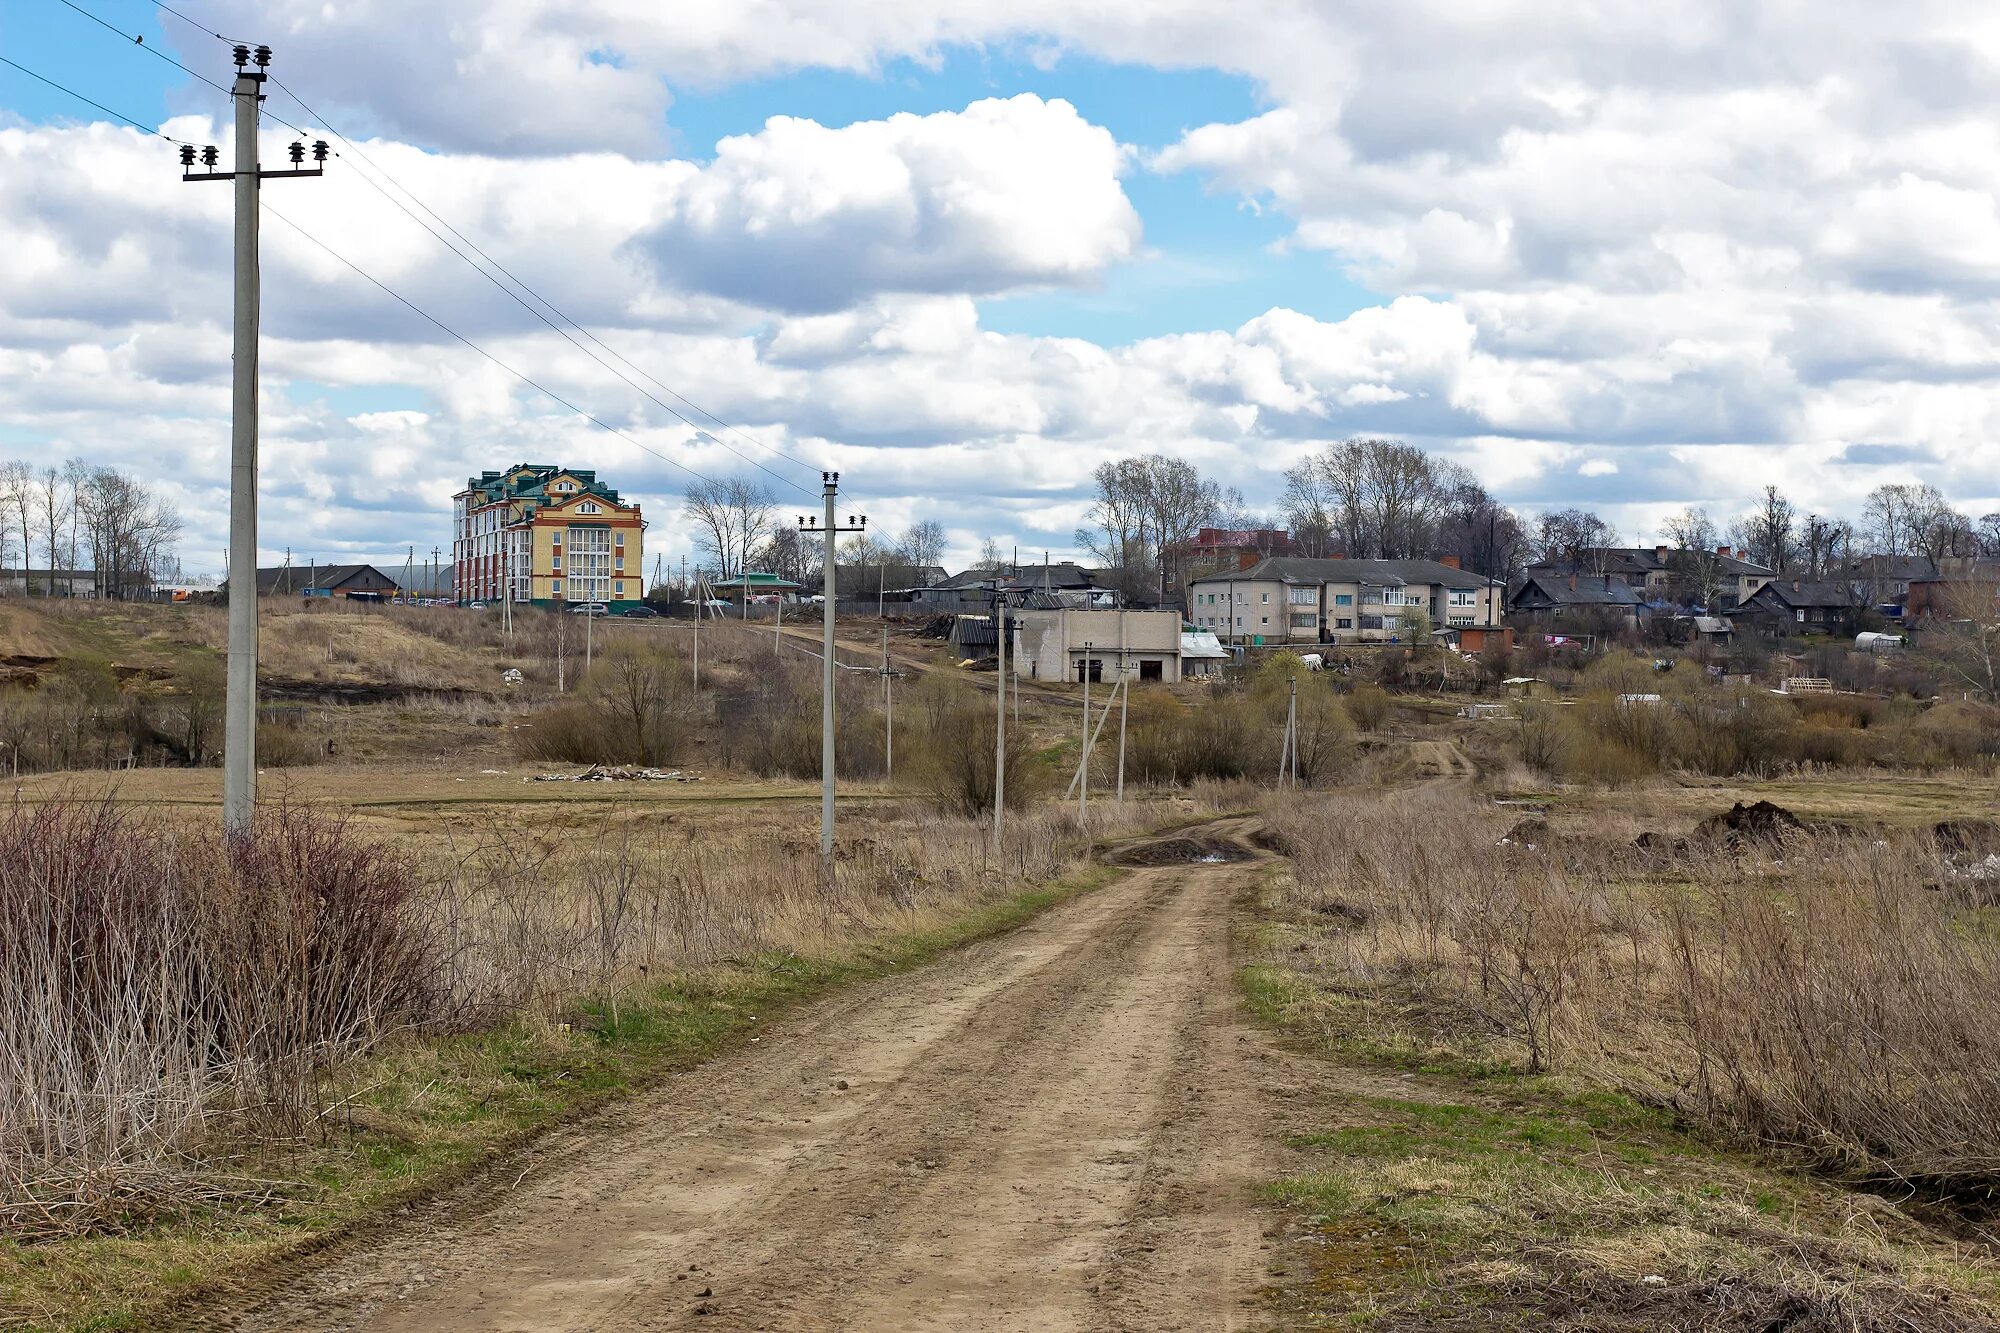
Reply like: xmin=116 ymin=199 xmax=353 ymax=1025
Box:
xmin=1186 ymin=557 xmax=1504 ymax=645
xmin=453 ymin=464 xmax=645 ymax=609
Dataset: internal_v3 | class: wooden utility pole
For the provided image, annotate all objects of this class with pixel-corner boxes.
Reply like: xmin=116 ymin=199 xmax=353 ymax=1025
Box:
xmin=992 ymin=594 xmax=1007 ymax=857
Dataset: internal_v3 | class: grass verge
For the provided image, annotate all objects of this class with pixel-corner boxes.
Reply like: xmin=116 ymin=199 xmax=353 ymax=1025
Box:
xmin=0 ymin=864 xmax=1116 ymax=1332
xmin=1240 ymin=879 xmax=2000 ymax=1331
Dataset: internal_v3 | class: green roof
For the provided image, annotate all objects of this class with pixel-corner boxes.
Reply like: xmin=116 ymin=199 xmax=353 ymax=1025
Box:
xmin=713 ymin=571 xmax=801 ymax=590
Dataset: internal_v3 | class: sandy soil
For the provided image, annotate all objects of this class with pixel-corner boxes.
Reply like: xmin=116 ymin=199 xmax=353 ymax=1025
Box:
xmin=203 ymin=817 xmax=1285 ymax=1332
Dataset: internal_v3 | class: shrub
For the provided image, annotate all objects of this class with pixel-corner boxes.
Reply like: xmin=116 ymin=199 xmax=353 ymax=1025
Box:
xmin=1345 ymin=682 xmax=1393 ymax=730
xmin=902 ymin=674 xmax=1030 ymax=815
xmin=0 ymin=801 xmax=443 ymax=1231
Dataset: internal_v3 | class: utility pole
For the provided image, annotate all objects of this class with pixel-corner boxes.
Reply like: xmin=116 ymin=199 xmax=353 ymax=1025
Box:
xmin=992 ymin=593 xmax=1007 ymax=857
xmin=799 ymin=474 xmax=867 ymax=868
xmin=182 ymin=44 xmax=325 ymax=835
xmin=1277 ymin=675 xmax=1299 ymax=787
xmin=1117 ymin=674 xmax=1129 ymax=801
xmin=584 ymin=600 xmax=594 ymax=676
xmin=1077 ymin=639 xmax=1092 ymax=820
xmin=881 ymin=624 xmax=893 ymax=780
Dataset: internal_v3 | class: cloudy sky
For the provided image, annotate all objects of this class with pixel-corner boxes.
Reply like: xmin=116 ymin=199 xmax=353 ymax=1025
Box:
xmin=5 ymin=1 xmax=2000 ymax=576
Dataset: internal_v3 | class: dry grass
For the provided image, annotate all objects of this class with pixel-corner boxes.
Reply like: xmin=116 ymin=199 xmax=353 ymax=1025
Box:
xmin=1259 ymin=784 xmax=2000 ymax=1203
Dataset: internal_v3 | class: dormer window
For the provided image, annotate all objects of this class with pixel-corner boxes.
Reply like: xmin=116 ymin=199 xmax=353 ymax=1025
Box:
xmin=578 ymin=501 xmax=600 ymax=514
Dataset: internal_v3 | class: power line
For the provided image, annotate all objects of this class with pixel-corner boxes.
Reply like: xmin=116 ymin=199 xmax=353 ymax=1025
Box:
xmin=274 ymin=121 xmax=811 ymax=495
xmin=151 ymin=0 xmax=252 ymax=46
xmin=263 ymin=73 xmax=823 ymax=485
xmin=55 ymin=0 xmax=231 ymax=96
xmin=55 ymin=0 xmax=316 ymax=138
xmin=262 ymin=203 xmax=726 ymax=493
xmin=0 ymin=53 xmax=199 ymax=143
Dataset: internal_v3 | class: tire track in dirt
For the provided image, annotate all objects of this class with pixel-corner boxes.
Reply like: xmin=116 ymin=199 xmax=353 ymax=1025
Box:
xmin=205 ymin=817 xmax=1281 ymax=1333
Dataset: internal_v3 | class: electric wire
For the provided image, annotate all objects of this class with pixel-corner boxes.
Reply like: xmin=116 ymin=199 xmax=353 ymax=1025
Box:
xmin=264 ymin=73 xmax=823 ymax=484
xmin=55 ymin=0 xmax=316 ymax=138
xmin=151 ymin=0 xmax=253 ymax=46
xmin=263 ymin=203 xmax=726 ymax=492
xmin=0 ymin=53 xmax=200 ymax=143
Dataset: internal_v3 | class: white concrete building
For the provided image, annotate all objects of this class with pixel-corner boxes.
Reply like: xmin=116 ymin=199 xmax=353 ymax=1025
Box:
xmin=1013 ymin=608 xmax=1184 ymax=683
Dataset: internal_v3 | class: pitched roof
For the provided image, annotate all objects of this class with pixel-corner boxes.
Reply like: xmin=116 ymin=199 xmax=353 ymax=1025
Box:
xmin=1727 ymin=580 xmax=1857 ymax=613
xmin=1524 ymin=547 xmax=1776 ymax=578
xmin=1191 ymin=556 xmax=1500 ymax=589
xmin=1510 ymin=574 xmax=1645 ymax=607
xmin=231 ymin=563 xmax=399 ymax=595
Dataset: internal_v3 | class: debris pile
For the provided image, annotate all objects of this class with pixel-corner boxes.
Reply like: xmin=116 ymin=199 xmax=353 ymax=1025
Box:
xmin=528 ymin=765 xmax=701 ymax=783
xmin=1693 ymin=800 xmax=1805 ymax=849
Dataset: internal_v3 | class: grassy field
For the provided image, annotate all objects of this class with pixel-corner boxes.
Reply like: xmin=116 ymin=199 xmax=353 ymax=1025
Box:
xmin=1240 ymin=866 xmax=2000 ymax=1331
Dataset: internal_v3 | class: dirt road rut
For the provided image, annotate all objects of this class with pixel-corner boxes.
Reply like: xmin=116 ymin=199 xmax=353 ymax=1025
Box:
xmin=214 ymin=817 xmax=1282 ymax=1332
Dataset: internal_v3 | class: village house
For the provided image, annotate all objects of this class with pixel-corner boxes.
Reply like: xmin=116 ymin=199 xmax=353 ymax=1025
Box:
xmin=1724 ymin=578 xmax=1860 ymax=634
xmin=453 ymin=464 xmax=645 ymax=611
xmin=1519 ymin=545 xmax=1774 ymax=611
xmin=223 ymin=562 xmax=399 ymax=601
xmin=1508 ymin=571 xmax=1647 ymax=631
xmin=1186 ymin=557 xmax=1504 ymax=646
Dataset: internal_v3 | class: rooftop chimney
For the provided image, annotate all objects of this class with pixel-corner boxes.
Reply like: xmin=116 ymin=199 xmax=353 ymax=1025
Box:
xmin=1716 ymin=544 xmax=1731 ymax=557
xmin=1654 ymin=544 xmax=1669 ymax=562
xmin=1439 ymin=554 xmax=1461 ymax=569
xmin=1569 ymin=572 xmax=1577 ymax=591
xmin=1238 ymin=550 xmax=1257 ymax=571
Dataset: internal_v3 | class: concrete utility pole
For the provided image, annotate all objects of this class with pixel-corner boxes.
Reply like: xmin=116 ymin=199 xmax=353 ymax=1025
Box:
xmin=1117 ymin=674 xmax=1129 ymax=801
xmin=882 ymin=624 xmax=893 ymax=780
xmin=798 ymin=474 xmax=866 ymax=867
xmin=1077 ymin=639 xmax=1092 ymax=820
xmin=182 ymin=44 xmax=325 ymax=835
xmin=992 ymin=594 xmax=1007 ymax=857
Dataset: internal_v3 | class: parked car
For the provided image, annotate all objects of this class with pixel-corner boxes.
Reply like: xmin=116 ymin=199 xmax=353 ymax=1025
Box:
xmin=619 ymin=605 xmax=659 ymax=618
xmin=465 ymin=601 xmax=486 ymax=610
xmin=568 ymin=602 xmax=609 ymax=616
xmin=698 ymin=598 xmax=731 ymax=612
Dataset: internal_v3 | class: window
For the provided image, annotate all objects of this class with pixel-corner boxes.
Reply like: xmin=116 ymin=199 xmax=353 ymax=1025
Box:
xmin=615 ymin=556 xmax=624 ymax=570
xmin=1448 ymin=615 xmax=1474 ymax=627
xmin=1335 ymin=617 xmax=1353 ymax=630
xmin=578 ymin=501 xmax=601 ymax=515
xmin=565 ymin=526 xmax=611 ymax=603
xmin=1260 ymin=615 xmax=1269 ymax=626
xmin=1290 ymin=613 xmax=1315 ymax=629
xmin=1287 ymin=587 xmax=1316 ymax=605
xmin=1334 ymin=593 xmax=1353 ymax=606
xmin=614 ymin=581 xmax=624 ymax=596
xmin=1449 ymin=591 xmax=1477 ymax=606
xmin=1260 ymin=591 xmax=1269 ymax=603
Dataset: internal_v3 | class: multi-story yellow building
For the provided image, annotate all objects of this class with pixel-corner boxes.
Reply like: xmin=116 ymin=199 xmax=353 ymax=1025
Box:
xmin=452 ymin=464 xmax=646 ymax=610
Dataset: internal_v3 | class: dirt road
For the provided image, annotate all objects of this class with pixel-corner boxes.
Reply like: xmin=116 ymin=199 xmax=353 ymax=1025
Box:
xmin=211 ymin=819 xmax=1285 ymax=1332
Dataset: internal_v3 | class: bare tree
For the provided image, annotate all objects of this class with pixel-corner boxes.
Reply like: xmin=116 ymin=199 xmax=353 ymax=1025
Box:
xmin=1077 ymin=455 xmax=1226 ymax=602
xmin=896 ymin=520 xmax=946 ymax=570
xmin=70 ymin=465 xmax=182 ymax=598
xmin=1661 ymin=507 xmax=1725 ymax=608
xmin=42 ymin=466 xmax=74 ymax=596
xmin=749 ymin=527 xmax=820 ymax=587
xmin=1925 ymin=577 xmax=2000 ymax=699
xmin=683 ymin=478 xmax=775 ymax=581
xmin=975 ymin=536 xmax=1006 ymax=571
xmin=1531 ymin=508 xmax=1618 ymax=571
xmin=1734 ymin=484 xmax=1797 ymax=572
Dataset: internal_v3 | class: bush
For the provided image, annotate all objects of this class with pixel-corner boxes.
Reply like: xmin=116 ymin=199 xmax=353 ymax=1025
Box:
xmin=901 ymin=674 xmax=1030 ymax=815
xmin=516 ymin=641 xmax=696 ymax=767
xmin=0 ymin=801 xmax=442 ymax=1232
xmin=1345 ymin=682 xmax=1393 ymax=730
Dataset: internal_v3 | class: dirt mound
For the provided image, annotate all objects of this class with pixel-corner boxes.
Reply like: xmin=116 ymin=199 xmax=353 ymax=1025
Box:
xmin=1694 ymin=800 xmax=1806 ymax=848
xmin=1934 ymin=819 xmax=2000 ymax=857
xmin=1313 ymin=899 xmax=1369 ymax=928
xmin=1500 ymin=817 xmax=1554 ymax=847
xmin=1107 ymin=836 xmax=1253 ymax=866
